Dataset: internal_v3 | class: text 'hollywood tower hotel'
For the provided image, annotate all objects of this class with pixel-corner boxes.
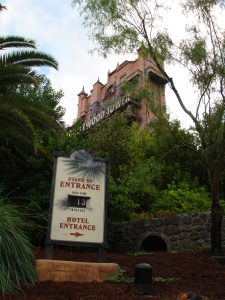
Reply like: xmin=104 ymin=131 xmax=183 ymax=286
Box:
xmin=77 ymin=50 xmax=168 ymax=130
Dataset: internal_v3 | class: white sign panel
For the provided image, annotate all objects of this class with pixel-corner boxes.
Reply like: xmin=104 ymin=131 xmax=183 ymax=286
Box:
xmin=48 ymin=149 xmax=107 ymax=245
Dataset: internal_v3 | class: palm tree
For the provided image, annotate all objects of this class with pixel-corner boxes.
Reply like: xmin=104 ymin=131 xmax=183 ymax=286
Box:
xmin=0 ymin=6 xmax=63 ymax=294
xmin=0 ymin=91 xmax=64 ymax=153
xmin=0 ymin=36 xmax=61 ymax=151
xmin=0 ymin=32 xmax=62 ymax=152
xmin=0 ymin=36 xmax=58 ymax=87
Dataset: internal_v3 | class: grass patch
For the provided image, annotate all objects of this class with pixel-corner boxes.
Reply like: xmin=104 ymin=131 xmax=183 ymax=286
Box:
xmin=128 ymin=251 xmax=153 ymax=256
xmin=107 ymin=268 xmax=133 ymax=284
xmin=153 ymin=276 xmax=182 ymax=283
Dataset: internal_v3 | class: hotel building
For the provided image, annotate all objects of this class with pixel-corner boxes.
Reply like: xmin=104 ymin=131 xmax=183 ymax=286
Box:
xmin=77 ymin=51 xmax=167 ymax=131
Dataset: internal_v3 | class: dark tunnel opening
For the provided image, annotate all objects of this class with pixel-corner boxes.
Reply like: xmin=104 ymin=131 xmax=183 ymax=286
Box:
xmin=140 ymin=235 xmax=167 ymax=252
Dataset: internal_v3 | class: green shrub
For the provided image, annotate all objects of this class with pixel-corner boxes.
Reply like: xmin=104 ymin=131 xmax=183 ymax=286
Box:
xmin=0 ymin=199 xmax=37 ymax=295
xmin=152 ymin=182 xmax=211 ymax=216
xmin=109 ymin=194 xmax=139 ymax=222
xmin=108 ymin=176 xmax=140 ymax=222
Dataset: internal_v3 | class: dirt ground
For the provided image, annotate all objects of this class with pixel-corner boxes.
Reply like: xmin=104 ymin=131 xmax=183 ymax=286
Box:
xmin=1 ymin=247 xmax=225 ymax=300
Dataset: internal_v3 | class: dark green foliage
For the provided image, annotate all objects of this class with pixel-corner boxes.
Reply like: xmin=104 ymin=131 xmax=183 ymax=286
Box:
xmin=149 ymin=117 xmax=206 ymax=187
xmin=0 ymin=76 xmax=65 ymax=244
xmin=84 ymin=113 xmax=132 ymax=178
xmin=66 ymin=113 xmax=211 ymax=222
xmin=108 ymin=176 xmax=140 ymax=222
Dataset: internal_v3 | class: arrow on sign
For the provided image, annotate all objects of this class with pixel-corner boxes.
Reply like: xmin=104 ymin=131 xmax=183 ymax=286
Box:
xmin=70 ymin=232 xmax=84 ymax=237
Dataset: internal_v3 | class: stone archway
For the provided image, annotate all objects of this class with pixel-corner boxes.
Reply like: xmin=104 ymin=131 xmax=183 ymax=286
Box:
xmin=138 ymin=232 xmax=171 ymax=252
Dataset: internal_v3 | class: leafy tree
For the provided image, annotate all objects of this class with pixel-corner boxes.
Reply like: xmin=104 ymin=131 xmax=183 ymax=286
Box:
xmin=74 ymin=0 xmax=225 ymax=254
xmin=63 ymin=119 xmax=91 ymax=153
xmin=85 ymin=113 xmax=132 ymax=178
xmin=149 ymin=117 xmax=205 ymax=188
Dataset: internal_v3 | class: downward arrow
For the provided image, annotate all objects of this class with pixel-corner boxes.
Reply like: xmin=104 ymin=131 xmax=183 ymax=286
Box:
xmin=70 ymin=232 xmax=84 ymax=237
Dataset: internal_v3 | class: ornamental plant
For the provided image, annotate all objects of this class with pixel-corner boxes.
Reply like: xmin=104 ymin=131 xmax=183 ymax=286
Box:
xmin=0 ymin=199 xmax=37 ymax=295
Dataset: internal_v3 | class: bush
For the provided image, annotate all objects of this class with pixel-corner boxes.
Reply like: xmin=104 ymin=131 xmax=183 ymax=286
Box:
xmin=152 ymin=182 xmax=211 ymax=216
xmin=108 ymin=177 xmax=139 ymax=222
xmin=0 ymin=199 xmax=37 ymax=295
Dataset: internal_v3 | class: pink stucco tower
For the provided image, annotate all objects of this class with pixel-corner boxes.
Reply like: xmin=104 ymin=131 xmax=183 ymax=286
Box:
xmin=77 ymin=51 xmax=167 ymax=130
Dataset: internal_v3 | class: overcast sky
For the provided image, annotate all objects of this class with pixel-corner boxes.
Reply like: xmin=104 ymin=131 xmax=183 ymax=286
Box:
xmin=0 ymin=0 xmax=223 ymax=127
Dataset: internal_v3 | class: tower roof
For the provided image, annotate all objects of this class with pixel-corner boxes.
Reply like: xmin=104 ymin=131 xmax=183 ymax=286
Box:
xmin=77 ymin=86 xmax=88 ymax=96
xmin=93 ymin=77 xmax=104 ymax=86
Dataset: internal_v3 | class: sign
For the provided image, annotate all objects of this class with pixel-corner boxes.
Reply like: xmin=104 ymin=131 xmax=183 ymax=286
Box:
xmin=82 ymin=95 xmax=131 ymax=131
xmin=47 ymin=149 xmax=107 ymax=246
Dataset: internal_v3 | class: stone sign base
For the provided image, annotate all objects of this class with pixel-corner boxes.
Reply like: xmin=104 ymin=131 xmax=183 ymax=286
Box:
xmin=36 ymin=259 xmax=119 ymax=282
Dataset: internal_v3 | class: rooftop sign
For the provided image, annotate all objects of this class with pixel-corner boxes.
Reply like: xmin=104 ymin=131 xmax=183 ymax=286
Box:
xmin=82 ymin=95 xmax=131 ymax=131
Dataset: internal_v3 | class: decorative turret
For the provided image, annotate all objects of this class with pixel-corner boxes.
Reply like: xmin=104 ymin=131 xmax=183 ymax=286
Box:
xmin=77 ymin=86 xmax=88 ymax=97
xmin=77 ymin=87 xmax=88 ymax=118
xmin=89 ymin=78 xmax=104 ymax=106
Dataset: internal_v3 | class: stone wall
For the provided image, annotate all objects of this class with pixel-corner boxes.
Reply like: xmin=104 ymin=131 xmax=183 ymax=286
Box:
xmin=108 ymin=212 xmax=225 ymax=252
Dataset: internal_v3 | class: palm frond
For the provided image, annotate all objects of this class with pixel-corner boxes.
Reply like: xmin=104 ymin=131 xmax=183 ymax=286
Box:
xmin=5 ymin=93 xmax=64 ymax=139
xmin=0 ymin=99 xmax=38 ymax=151
xmin=1 ymin=51 xmax=58 ymax=69
xmin=0 ymin=64 xmax=37 ymax=85
xmin=0 ymin=36 xmax=36 ymax=50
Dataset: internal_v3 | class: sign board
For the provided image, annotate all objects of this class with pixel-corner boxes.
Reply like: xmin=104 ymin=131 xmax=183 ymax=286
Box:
xmin=46 ymin=149 xmax=107 ymax=246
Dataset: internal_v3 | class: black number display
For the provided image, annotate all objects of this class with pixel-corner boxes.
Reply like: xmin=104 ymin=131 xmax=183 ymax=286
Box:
xmin=67 ymin=195 xmax=90 ymax=208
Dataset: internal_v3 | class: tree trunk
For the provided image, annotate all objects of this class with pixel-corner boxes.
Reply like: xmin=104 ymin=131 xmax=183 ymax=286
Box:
xmin=211 ymin=203 xmax=223 ymax=255
xmin=210 ymin=174 xmax=224 ymax=255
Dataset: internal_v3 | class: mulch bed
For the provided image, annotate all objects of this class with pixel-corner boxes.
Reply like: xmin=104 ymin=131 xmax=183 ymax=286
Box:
xmin=1 ymin=247 xmax=225 ymax=300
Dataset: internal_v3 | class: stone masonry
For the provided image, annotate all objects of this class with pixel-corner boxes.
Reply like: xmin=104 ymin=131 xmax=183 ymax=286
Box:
xmin=108 ymin=212 xmax=225 ymax=252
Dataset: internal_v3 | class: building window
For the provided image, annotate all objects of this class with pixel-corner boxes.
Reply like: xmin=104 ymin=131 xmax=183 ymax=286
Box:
xmin=120 ymin=74 xmax=126 ymax=84
xmin=107 ymin=85 xmax=114 ymax=97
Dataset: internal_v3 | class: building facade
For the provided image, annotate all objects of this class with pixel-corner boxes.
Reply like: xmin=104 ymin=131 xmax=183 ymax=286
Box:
xmin=77 ymin=51 xmax=167 ymax=131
